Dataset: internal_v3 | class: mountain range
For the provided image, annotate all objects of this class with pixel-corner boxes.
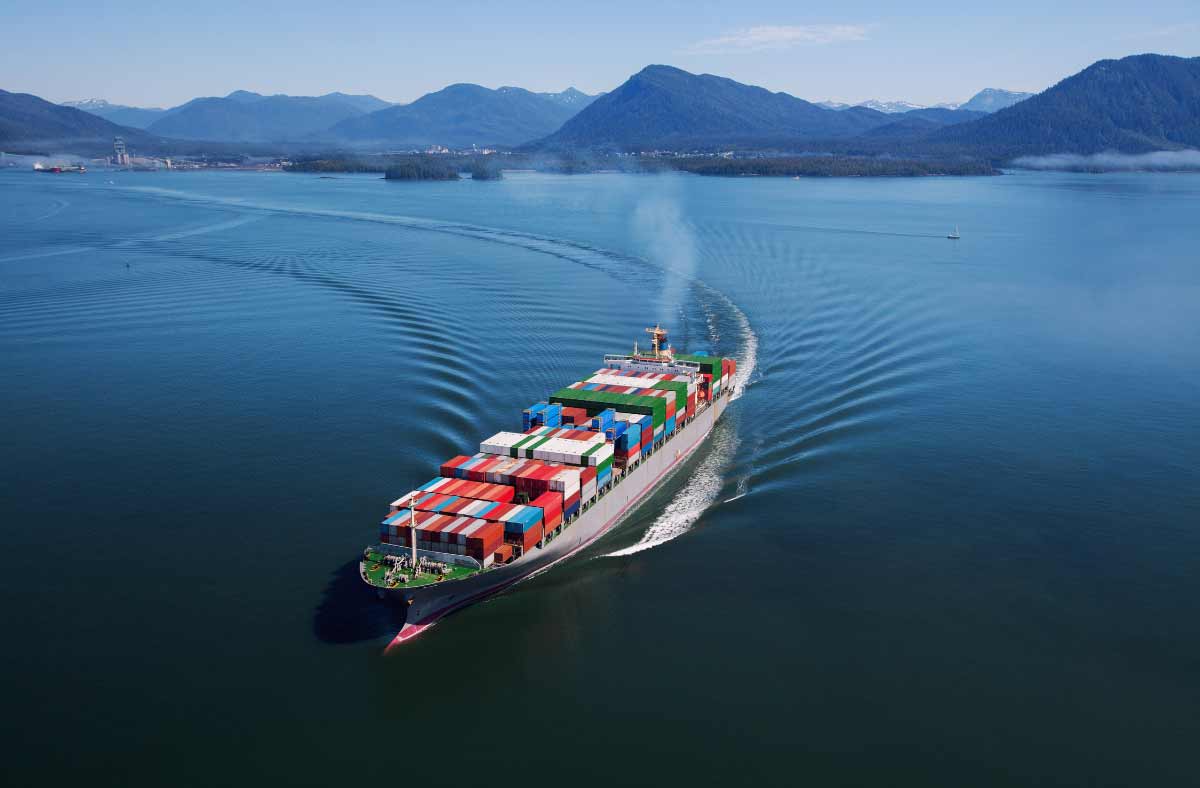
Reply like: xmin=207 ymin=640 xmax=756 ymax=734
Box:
xmin=926 ymin=54 xmax=1200 ymax=157
xmin=533 ymin=65 xmax=991 ymax=150
xmin=56 ymin=86 xmax=597 ymax=147
xmin=4 ymin=54 xmax=1198 ymax=164
xmin=142 ymin=91 xmax=392 ymax=142
xmin=326 ymin=84 xmax=598 ymax=148
xmin=534 ymin=56 xmax=1198 ymax=158
xmin=536 ymin=65 xmax=897 ymax=150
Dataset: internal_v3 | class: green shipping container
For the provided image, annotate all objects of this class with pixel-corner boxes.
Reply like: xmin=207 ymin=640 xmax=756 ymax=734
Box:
xmin=651 ymin=380 xmax=688 ymax=411
xmin=550 ymin=388 xmax=666 ymax=428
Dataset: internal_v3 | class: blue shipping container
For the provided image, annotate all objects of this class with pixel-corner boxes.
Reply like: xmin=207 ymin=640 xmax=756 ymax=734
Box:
xmin=605 ymin=421 xmax=628 ymax=441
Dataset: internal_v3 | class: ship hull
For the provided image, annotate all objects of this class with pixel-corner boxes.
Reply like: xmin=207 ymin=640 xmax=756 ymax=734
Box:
xmin=380 ymin=393 xmax=728 ymax=649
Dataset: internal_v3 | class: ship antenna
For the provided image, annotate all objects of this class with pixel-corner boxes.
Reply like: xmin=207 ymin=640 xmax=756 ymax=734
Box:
xmin=409 ymin=493 xmax=418 ymax=574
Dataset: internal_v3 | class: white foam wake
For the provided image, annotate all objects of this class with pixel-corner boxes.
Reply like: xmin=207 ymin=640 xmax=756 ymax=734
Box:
xmin=729 ymin=304 xmax=758 ymax=402
xmin=603 ymin=428 xmax=739 ymax=557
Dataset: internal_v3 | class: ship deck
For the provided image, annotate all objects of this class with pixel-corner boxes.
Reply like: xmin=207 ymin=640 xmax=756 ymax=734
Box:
xmin=362 ymin=550 xmax=482 ymax=589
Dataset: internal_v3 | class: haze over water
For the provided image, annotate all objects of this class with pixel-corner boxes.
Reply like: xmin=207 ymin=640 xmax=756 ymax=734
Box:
xmin=2 ymin=169 xmax=1198 ymax=785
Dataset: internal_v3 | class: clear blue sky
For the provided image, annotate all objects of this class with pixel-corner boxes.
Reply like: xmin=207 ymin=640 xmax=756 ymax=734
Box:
xmin=3 ymin=0 xmax=1196 ymax=107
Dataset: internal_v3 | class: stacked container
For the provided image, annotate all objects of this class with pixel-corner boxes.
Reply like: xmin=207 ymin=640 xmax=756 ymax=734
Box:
xmin=492 ymin=503 xmax=544 ymax=552
xmin=589 ymin=408 xmax=616 ymax=432
xmin=586 ymin=371 xmax=697 ymax=422
xmin=521 ymin=402 xmax=546 ymax=431
xmin=530 ymin=490 xmax=563 ymax=533
xmin=439 ymin=454 xmax=584 ymax=504
xmin=479 ymin=430 xmax=613 ymax=468
xmin=560 ymin=406 xmax=590 ymax=426
xmin=522 ymin=402 xmax=566 ymax=430
xmin=390 ymin=476 xmax=515 ymax=512
xmin=550 ymin=386 xmax=673 ymax=437
xmin=614 ymin=412 xmax=653 ymax=457
xmin=379 ymin=509 xmax=505 ymax=566
xmin=672 ymin=353 xmax=735 ymax=401
xmin=610 ymin=416 xmax=643 ymax=467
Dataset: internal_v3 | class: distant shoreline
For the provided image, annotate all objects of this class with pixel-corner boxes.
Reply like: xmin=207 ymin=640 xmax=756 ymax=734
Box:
xmin=281 ymin=153 xmax=999 ymax=178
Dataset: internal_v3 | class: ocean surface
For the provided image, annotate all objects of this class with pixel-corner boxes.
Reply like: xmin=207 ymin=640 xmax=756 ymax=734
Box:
xmin=2 ymin=168 xmax=1198 ymax=786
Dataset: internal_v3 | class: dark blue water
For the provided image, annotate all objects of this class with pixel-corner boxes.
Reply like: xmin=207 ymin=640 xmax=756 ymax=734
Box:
xmin=2 ymin=169 xmax=1198 ymax=786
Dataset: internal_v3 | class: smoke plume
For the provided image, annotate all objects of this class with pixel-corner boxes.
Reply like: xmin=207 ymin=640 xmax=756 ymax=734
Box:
xmin=632 ymin=180 xmax=697 ymax=321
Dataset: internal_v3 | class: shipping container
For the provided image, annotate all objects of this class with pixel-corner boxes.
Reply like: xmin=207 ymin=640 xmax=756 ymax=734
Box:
xmin=550 ymin=388 xmax=668 ymax=428
xmin=589 ymin=407 xmax=616 ymax=432
xmin=560 ymin=406 xmax=590 ymax=425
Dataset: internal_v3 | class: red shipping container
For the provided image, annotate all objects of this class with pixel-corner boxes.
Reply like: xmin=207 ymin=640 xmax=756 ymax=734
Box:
xmin=468 ymin=457 xmax=505 ymax=483
xmin=531 ymin=490 xmax=563 ymax=516
xmin=504 ymin=528 xmax=541 ymax=552
xmin=494 ymin=544 xmax=513 ymax=564
xmin=438 ymin=455 xmax=472 ymax=478
xmin=561 ymin=406 xmax=589 ymax=425
xmin=443 ymin=478 xmax=514 ymax=503
xmin=460 ymin=520 xmax=504 ymax=559
xmin=532 ymin=491 xmax=564 ymax=531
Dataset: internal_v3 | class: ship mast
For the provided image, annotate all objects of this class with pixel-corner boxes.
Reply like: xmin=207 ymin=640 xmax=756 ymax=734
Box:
xmin=409 ymin=493 xmax=418 ymax=572
xmin=644 ymin=323 xmax=670 ymax=359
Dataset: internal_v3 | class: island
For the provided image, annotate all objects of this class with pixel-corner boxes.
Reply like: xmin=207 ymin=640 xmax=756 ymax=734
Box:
xmin=384 ymin=160 xmax=460 ymax=181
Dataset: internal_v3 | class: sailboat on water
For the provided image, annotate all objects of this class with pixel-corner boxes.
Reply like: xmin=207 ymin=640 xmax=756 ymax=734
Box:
xmin=947 ymin=225 xmax=961 ymax=240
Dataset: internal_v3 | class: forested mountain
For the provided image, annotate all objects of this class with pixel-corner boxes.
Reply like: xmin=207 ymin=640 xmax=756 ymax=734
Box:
xmin=318 ymin=92 xmax=393 ymax=113
xmin=534 ymin=65 xmax=894 ymax=150
xmin=930 ymin=54 xmax=1200 ymax=157
xmin=146 ymin=91 xmax=391 ymax=141
xmin=862 ymin=108 xmax=986 ymax=138
xmin=328 ymin=84 xmax=587 ymax=148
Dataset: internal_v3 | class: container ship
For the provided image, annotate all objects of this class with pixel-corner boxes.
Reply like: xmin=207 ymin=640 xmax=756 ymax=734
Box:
xmin=360 ymin=324 xmax=737 ymax=646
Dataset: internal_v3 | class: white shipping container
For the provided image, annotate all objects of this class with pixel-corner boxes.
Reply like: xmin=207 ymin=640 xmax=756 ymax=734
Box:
xmin=482 ymin=431 xmax=528 ymax=448
xmin=480 ymin=431 xmax=528 ymax=455
xmin=584 ymin=442 xmax=614 ymax=467
xmin=551 ymin=468 xmax=581 ymax=496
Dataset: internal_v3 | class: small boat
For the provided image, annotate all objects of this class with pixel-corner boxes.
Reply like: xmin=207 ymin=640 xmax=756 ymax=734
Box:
xmin=947 ymin=225 xmax=961 ymax=240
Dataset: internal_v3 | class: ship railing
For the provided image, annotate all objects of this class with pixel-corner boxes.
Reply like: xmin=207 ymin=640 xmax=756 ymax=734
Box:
xmin=374 ymin=543 xmax=482 ymax=570
xmin=603 ymin=354 xmax=703 ymax=377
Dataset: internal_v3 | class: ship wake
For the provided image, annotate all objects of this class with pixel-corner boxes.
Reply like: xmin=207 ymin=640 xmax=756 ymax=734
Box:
xmin=603 ymin=428 xmax=740 ymax=557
